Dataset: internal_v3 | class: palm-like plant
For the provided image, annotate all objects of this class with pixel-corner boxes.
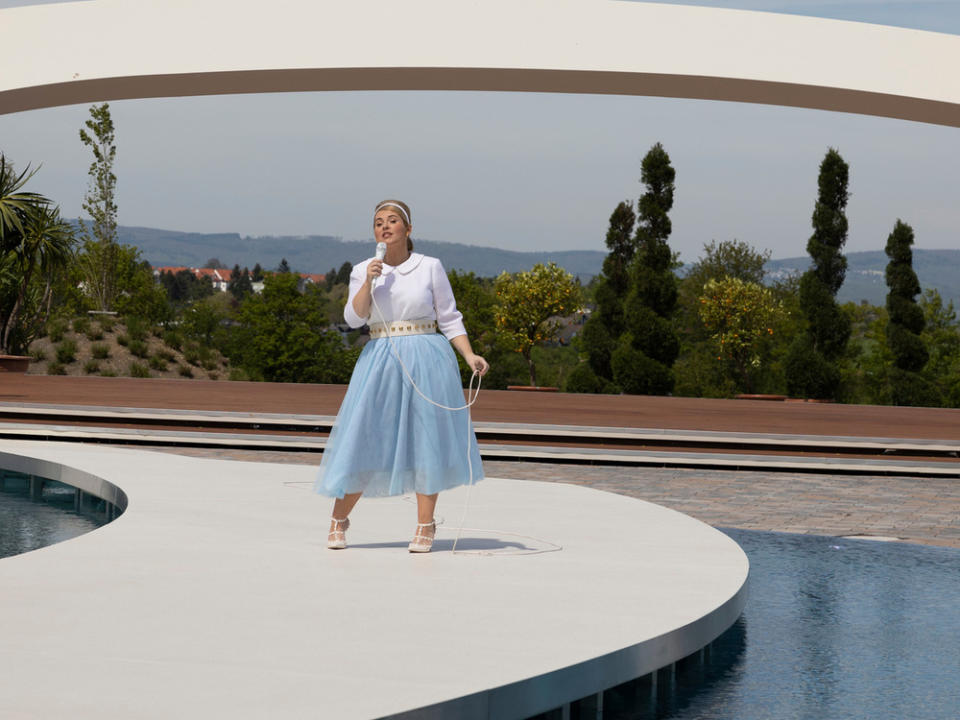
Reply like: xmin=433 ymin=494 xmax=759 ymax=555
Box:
xmin=0 ymin=155 xmax=75 ymax=354
xmin=0 ymin=154 xmax=48 ymax=251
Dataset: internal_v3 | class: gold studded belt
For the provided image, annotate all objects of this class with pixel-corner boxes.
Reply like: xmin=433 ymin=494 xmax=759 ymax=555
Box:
xmin=368 ymin=319 xmax=437 ymax=339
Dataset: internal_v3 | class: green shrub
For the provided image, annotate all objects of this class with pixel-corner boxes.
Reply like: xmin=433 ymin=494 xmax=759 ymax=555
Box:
xmin=177 ymin=364 xmax=193 ymax=378
xmin=208 ymin=371 xmax=219 ymax=381
xmin=148 ymin=355 xmax=167 ymax=371
xmin=71 ymin=316 xmax=90 ymax=335
xmin=83 ymin=359 xmax=100 ymax=375
xmin=126 ymin=317 xmax=149 ymax=341
xmin=228 ymin=367 xmax=249 ymax=381
xmin=47 ymin=361 xmax=66 ymax=375
xmin=99 ymin=315 xmax=116 ymax=332
xmin=48 ymin=319 xmax=68 ymax=343
xmin=564 ymin=363 xmax=601 ymax=393
xmin=156 ymin=348 xmax=177 ymax=362
xmin=30 ymin=347 xmax=47 ymax=362
xmin=129 ymin=362 xmax=151 ymax=378
xmin=128 ymin=339 xmax=150 ymax=358
xmin=183 ymin=345 xmax=201 ymax=366
xmin=56 ymin=339 xmax=77 ymax=364
xmin=100 ymin=368 xmax=117 ymax=377
xmin=162 ymin=330 xmax=183 ymax=350
xmin=116 ymin=333 xmax=130 ymax=347
xmin=86 ymin=324 xmax=104 ymax=341
xmin=91 ymin=343 xmax=110 ymax=359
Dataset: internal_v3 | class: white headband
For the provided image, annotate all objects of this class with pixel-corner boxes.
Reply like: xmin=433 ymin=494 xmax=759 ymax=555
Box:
xmin=374 ymin=202 xmax=410 ymax=226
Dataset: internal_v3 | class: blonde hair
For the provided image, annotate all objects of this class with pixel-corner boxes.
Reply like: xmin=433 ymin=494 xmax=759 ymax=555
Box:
xmin=374 ymin=199 xmax=413 ymax=252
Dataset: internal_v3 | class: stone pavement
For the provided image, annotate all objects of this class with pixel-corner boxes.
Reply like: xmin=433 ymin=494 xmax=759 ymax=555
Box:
xmin=144 ymin=447 xmax=960 ymax=548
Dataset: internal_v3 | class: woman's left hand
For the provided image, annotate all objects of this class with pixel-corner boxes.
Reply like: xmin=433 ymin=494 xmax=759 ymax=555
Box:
xmin=465 ymin=354 xmax=489 ymax=377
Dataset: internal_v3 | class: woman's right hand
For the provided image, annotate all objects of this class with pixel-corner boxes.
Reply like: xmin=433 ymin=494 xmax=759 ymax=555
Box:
xmin=366 ymin=259 xmax=383 ymax=285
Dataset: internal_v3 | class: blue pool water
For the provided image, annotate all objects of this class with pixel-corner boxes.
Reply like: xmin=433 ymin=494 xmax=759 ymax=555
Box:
xmin=621 ymin=528 xmax=960 ymax=720
xmin=0 ymin=485 xmax=103 ymax=560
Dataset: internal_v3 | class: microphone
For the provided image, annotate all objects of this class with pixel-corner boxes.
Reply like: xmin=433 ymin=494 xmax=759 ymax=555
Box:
xmin=373 ymin=242 xmax=387 ymax=288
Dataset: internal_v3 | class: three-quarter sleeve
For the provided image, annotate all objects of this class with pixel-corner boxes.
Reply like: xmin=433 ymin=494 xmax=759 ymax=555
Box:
xmin=343 ymin=262 xmax=369 ymax=328
xmin=431 ymin=259 xmax=467 ymax=340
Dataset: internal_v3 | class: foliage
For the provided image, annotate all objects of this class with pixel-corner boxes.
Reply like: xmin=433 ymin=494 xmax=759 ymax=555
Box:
xmin=786 ymin=148 xmax=851 ymax=398
xmin=228 ymin=265 xmax=253 ymax=300
xmin=91 ymin=343 xmax=110 ymax=359
xmin=112 ymin=249 xmax=171 ymax=325
xmin=699 ymin=277 xmax=786 ymax=393
xmin=78 ymin=103 xmax=120 ymax=311
xmin=884 ymin=220 xmax=927 ymax=371
xmin=617 ymin=142 xmax=680 ymax=395
xmin=129 ymin=361 xmax=150 ymax=378
xmin=181 ymin=293 xmax=233 ymax=347
xmin=277 ymin=258 xmax=291 ymax=274
xmin=494 ymin=262 xmax=582 ymax=386
xmin=252 ymin=263 xmax=264 ymax=282
xmin=919 ymin=289 xmax=960 ymax=407
xmin=55 ymin=339 xmax=77 ymax=364
xmin=229 ymin=273 xmax=358 ymax=383
xmin=335 ymin=261 xmax=352 ymax=286
xmin=83 ymin=359 xmax=99 ymax=374
xmin=564 ymin=362 xmax=602 ymax=393
xmin=583 ymin=201 xmax=636 ymax=379
xmin=159 ymin=269 xmax=213 ymax=305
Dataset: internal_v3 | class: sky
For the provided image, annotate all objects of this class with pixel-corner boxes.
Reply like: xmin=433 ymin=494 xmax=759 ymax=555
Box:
xmin=1 ymin=0 xmax=959 ymax=266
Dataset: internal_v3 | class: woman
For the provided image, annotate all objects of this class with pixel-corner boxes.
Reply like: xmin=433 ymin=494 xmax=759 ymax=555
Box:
xmin=314 ymin=199 xmax=489 ymax=553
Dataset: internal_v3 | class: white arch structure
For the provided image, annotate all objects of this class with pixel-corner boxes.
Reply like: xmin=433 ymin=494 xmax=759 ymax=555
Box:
xmin=1 ymin=0 xmax=959 ymax=127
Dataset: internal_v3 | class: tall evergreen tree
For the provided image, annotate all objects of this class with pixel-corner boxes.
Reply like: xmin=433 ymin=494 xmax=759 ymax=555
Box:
xmin=582 ymin=201 xmax=636 ymax=381
xmin=228 ymin=264 xmax=253 ymax=300
xmin=614 ymin=142 xmax=680 ymax=395
xmin=785 ymin=148 xmax=851 ymax=399
xmin=884 ymin=219 xmax=938 ymax=406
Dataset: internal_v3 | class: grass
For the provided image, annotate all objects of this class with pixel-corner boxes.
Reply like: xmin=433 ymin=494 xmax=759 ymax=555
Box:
xmin=162 ymin=330 xmax=183 ymax=350
xmin=48 ymin=319 xmax=68 ymax=343
xmin=30 ymin=347 xmax=47 ymax=362
xmin=91 ymin=343 xmax=110 ymax=359
xmin=128 ymin=339 xmax=150 ymax=358
xmin=129 ymin=361 xmax=151 ymax=378
xmin=86 ymin=324 xmax=104 ymax=341
xmin=55 ymin=339 xmax=77 ymax=364
xmin=148 ymin=355 xmax=167 ymax=371
xmin=47 ymin=361 xmax=66 ymax=375
xmin=177 ymin=364 xmax=193 ymax=378
xmin=83 ymin=359 xmax=100 ymax=375
xmin=126 ymin=317 xmax=149 ymax=341
xmin=100 ymin=368 xmax=117 ymax=377
xmin=116 ymin=333 xmax=130 ymax=347
xmin=71 ymin=316 xmax=90 ymax=335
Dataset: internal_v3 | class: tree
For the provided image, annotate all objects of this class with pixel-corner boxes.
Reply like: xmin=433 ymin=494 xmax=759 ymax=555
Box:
xmin=77 ymin=103 xmax=119 ymax=311
xmin=919 ymin=289 xmax=960 ymax=407
xmin=785 ymin=148 xmax=851 ymax=399
xmin=203 ymin=258 xmax=226 ymax=269
xmin=494 ymin=262 xmax=582 ymax=386
xmin=251 ymin=263 xmax=264 ymax=282
xmin=277 ymin=258 xmax=291 ymax=274
xmin=335 ymin=261 xmax=352 ymax=286
xmin=884 ymin=220 xmax=939 ymax=406
xmin=582 ymin=201 xmax=636 ymax=383
xmin=228 ymin=264 xmax=253 ymax=300
xmin=615 ymin=142 xmax=680 ymax=395
xmin=698 ymin=277 xmax=786 ymax=394
xmin=1 ymin=203 xmax=75 ymax=353
xmin=230 ymin=273 xmax=358 ymax=383
xmin=0 ymin=155 xmax=46 ymax=252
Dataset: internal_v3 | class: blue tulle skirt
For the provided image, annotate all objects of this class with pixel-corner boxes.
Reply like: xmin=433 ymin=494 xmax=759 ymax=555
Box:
xmin=314 ymin=333 xmax=484 ymax=498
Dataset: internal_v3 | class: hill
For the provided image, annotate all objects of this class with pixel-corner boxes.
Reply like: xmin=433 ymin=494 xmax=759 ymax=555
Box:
xmin=114 ymin=225 xmax=606 ymax=279
xmin=108 ymin=223 xmax=958 ymax=305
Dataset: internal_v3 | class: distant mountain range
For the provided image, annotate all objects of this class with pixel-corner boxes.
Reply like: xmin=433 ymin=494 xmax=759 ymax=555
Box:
xmin=111 ymin=224 xmax=959 ymax=307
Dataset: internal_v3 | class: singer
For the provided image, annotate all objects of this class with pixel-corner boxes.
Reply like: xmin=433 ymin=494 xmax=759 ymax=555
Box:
xmin=314 ymin=199 xmax=489 ymax=553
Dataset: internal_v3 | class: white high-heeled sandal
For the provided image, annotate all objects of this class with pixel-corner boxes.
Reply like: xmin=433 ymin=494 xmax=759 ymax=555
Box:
xmin=327 ymin=516 xmax=350 ymax=550
xmin=408 ymin=520 xmax=436 ymax=553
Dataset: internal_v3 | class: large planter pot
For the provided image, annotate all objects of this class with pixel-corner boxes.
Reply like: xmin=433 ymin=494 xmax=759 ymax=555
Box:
xmin=506 ymin=385 xmax=559 ymax=392
xmin=0 ymin=355 xmax=31 ymax=373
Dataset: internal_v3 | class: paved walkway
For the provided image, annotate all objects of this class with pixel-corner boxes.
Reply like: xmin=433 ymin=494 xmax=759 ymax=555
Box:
xmin=146 ymin=448 xmax=960 ymax=548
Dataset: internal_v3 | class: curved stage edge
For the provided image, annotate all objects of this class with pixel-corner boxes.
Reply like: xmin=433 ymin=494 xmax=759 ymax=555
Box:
xmin=0 ymin=441 xmax=748 ymax=719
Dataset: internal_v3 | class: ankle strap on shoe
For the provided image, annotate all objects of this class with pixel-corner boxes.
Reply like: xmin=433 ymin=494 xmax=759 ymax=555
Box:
xmin=416 ymin=520 xmax=435 ymax=528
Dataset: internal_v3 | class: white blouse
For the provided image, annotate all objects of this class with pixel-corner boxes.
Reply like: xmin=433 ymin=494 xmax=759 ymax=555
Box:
xmin=344 ymin=253 xmax=467 ymax=341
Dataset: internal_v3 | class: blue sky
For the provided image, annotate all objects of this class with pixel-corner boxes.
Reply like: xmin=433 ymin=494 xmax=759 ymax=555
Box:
xmin=1 ymin=0 xmax=958 ymax=265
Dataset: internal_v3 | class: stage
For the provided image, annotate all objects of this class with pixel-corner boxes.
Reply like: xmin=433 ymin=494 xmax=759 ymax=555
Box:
xmin=0 ymin=440 xmax=747 ymax=719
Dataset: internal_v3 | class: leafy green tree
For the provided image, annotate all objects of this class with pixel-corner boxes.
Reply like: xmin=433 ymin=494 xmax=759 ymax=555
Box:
xmin=160 ymin=269 xmax=213 ymax=305
xmin=919 ymin=289 xmax=960 ymax=407
xmin=884 ymin=220 xmax=939 ymax=406
xmin=78 ymin=103 xmax=120 ymax=311
xmin=230 ymin=273 xmax=357 ymax=383
xmin=203 ymin=258 xmax=225 ymax=269
xmin=615 ymin=142 xmax=680 ymax=395
xmin=113 ymin=247 xmax=172 ymax=325
xmin=494 ymin=262 xmax=582 ymax=386
xmin=785 ymin=148 xmax=852 ymax=399
xmin=582 ymin=201 xmax=636 ymax=383
xmin=277 ymin=258 xmax=292 ymax=274
xmin=698 ymin=277 xmax=786 ymax=393
xmin=228 ymin=264 xmax=253 ymax=300
xmin=182 ymin=293 xmax=233 ymax=347
xmin=335 ymin=261 xmax=352 ymax=286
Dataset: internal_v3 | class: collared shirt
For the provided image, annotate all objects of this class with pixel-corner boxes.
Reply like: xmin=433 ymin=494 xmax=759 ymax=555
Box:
xmin=344 ymin=253 xmax=468 ymax=340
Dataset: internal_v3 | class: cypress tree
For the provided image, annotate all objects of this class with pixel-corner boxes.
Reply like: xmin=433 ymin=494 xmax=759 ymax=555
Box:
xmin=582 ymin=201 xmax=635 ymax=382
xmin=785 ymin=148 xmax=851 ymax=399
xmin=613 ymin=142 xmax=680 ymax=395
xmin=884 ymin=220 xmax=938 ymax=406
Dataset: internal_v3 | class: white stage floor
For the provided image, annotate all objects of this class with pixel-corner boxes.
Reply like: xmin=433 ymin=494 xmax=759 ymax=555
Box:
xmin=0 ymin=441 xmax=748 ymax=719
